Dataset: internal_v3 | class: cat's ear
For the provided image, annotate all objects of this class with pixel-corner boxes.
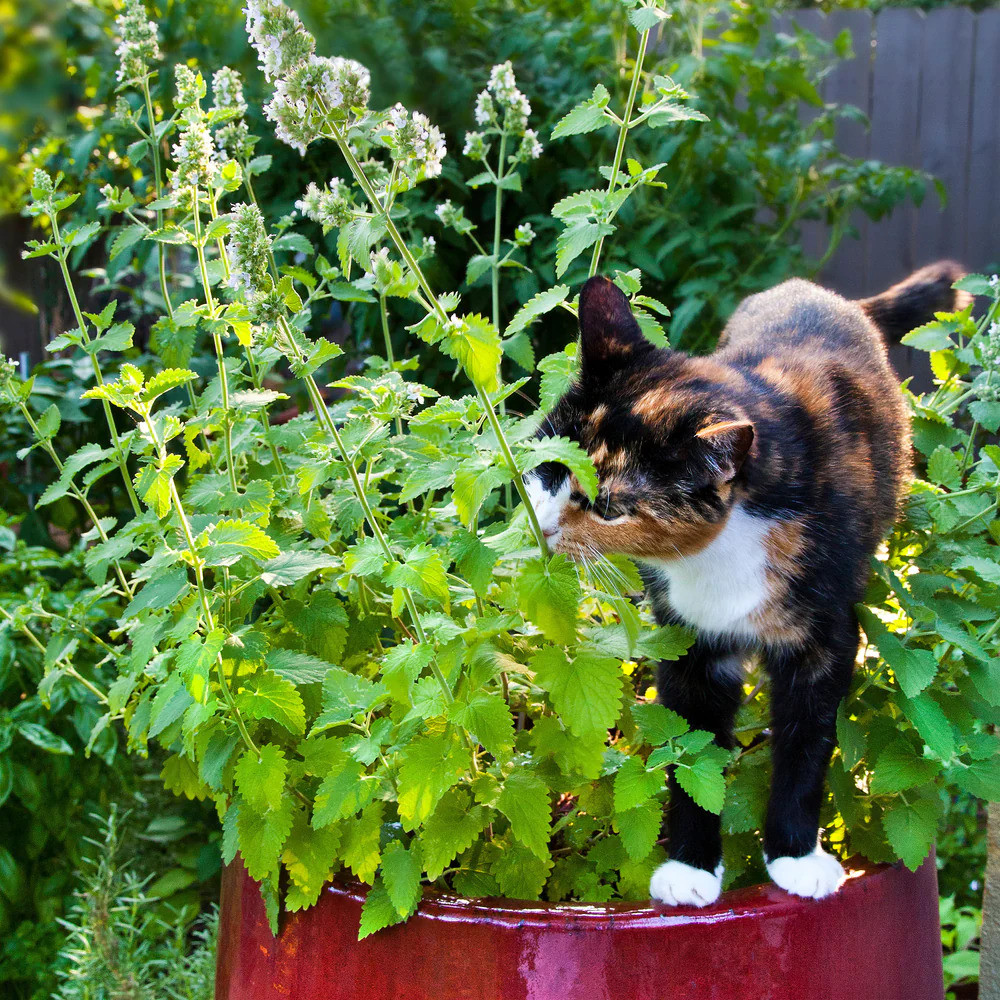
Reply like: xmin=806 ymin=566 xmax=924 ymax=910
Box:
xmin=578 ymin=276 xmax=653 ymax=377
xmin=695 ymin=418 xmax=754 ymax=482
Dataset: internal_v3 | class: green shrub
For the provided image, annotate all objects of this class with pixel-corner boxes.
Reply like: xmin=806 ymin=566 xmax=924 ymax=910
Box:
xmin=2 ymin=0 xmax=997 ymax=947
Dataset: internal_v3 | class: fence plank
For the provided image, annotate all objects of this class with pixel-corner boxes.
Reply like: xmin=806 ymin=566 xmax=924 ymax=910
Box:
xmin=864 ymin=9 xmax=925 ymax=294
xmin=966 ymin=9 xmax=1000 ymax=271
xmin=821 ymin=9 xmax=875 ymax=297
xmin=914 ymin=8 xmax=975 ymax=263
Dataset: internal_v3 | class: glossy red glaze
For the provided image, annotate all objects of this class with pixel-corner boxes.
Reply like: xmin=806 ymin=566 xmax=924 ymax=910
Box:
xmin=216 ymin=856 xmax=944 ymax=1000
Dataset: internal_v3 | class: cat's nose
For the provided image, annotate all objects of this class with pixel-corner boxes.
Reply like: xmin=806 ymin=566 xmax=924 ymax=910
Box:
xmin=542 ymin=527 xmax=559 ymax=539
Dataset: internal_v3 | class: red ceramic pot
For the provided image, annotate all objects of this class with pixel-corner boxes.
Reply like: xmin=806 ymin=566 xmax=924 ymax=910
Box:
xmin=215 ymin=856 xmax=944 ymax=1000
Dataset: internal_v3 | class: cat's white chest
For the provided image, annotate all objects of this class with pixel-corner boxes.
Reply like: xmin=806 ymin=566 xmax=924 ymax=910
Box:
xmin=644 ymin=506 xmax=771 ymax=641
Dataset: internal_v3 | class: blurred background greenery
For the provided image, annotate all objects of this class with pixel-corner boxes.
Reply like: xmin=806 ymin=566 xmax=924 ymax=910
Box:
xmin=0 ymin=0 xmax=991 ymax=997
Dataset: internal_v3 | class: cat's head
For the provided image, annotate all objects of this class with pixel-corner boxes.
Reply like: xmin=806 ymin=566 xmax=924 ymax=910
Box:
xmin=524 ymin=276 xmax=754 ymax=561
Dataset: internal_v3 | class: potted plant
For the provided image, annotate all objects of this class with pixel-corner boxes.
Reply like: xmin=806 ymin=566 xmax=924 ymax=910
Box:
xmin=5 ymin=0 xmax=999 ymax=995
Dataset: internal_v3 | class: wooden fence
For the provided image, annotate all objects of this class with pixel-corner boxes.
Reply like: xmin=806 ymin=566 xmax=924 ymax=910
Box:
xmin=781 ymin=7 xmax=1000 ymax=299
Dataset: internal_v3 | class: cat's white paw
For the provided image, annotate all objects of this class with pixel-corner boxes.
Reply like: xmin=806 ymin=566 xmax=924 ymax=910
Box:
xmin=765 ymin=845 xmax=845 ymax=900
xmin=649 ymin=860 xmax=724 ymax=907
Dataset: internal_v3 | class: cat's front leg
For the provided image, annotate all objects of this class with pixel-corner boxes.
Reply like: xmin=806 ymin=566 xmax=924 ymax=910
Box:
xmin=762 ymin=619 xmax=855 ymax=899
xmin=650 ymin=638 xmax=744 ymax=907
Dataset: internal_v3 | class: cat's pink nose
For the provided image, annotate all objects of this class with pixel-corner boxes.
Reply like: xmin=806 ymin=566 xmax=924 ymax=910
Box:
xmin=543 ymin=527 xmax=559 ymax=539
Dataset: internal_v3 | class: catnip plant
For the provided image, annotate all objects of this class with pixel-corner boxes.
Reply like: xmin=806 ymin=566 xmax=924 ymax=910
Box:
xmin=3 ymin=0 xmax=999 ymax=942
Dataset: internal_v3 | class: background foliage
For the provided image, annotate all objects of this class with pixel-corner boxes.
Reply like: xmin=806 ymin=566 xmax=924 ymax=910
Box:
xmin=0 ymin=0 xmax=994 ymax=996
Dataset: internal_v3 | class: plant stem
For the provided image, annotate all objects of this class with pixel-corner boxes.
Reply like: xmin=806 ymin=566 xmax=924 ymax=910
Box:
xmin=275 ymin=316 xmax=454 ymax=703
xmin=140 ymin=79 xmax=174 ymax=322
xmin=378 ymin=294 xmax=404 ymax=438
xmin=139 ymin=403 xmax=260 ymax=757
xmin=491 ymin=126 xmax=514 ymax=514
xmin=588 ymin=26 xmax=651 ymax=277
xmin=48 ymin=215 xmax=142 ymax=516
xmin=324 ymin=115 xmax=548 ymax=553
xmin=191 ymin=186 xmax=239 ymax=493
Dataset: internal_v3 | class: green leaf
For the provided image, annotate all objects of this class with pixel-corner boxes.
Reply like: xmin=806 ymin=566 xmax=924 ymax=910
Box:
xmin=237 ymin=796 xmax=294 ymax=881
xmin=519 ymin=436 xmax=598 ymax=501
xmin=954 ymin=757 xmax=1000 ymax=800
xmin=421 ymin=789 xmax=491 ymax=880
xmin=201 ymin=519 xmax=279 ymax=567
xmin=533 ymin=646 xmax=623 ymax=737
xmin=122 ymin=568 xmax=190 ymax=618
xmin=630 ymin=703 xmax=689 ymax=746
xmin=138 ymin=368 xmax=197 ymax=403
xmin=613 ymin=755 xmax=665 ymax=812
xmin=16 ymin=722 xmax=73 ymax=756
xmin=386 ymin=544 xmax=450 ymax=607
xmin=856 ymin=607 xmax=938 ymax=698
xmin=516 ymin=554 xmax=581 ymax=646
xmin=882 ymin=795 xmax=939 ymax=871
xmin=901 ymin=694 xmax=956 ymax=761
xmin=506 ymin=285 xmax=570 ymax=336
xmin=490 ymin=839 xmax=552 ymax=899
xmin=870 ymin=739 xmax=940 ymax=794
xmin=926 ymin=446 xmax=962 ymax=489
xmin=380 ymin=840 xmax=422 ymax=918
xmin=453 ymin=459 xmax=513 ymax=527
xmin=234 ymin=744 xmax=287 ymax=812
xmin=282 ymin=810 xmax=341 ymax=911
xmin=555 ymin=221 xmax=614 ymax=278
xmin=312 ymin=667 xmax=389 ymax=733
xmin=537 ymin=344 xmax=579 ymax=412
xmin=239 ymin=671 xmax=306 ymax=735
xmin=440 ymin=314 xmax=501 ymax=391
xmin=358 ymin=876 xmax=406 ymax=939
xmin=396 ymin=731 xmax=466 ymax=831
xmin=312 ymin=745 xmax=376 ymax=828
xmin=675 ymin=746 xmax=728 ymax=814
xmin=451 ymin=692 xmax=514 ymax=759
xmin=134 ymin=454 xmax=184 ymax=518
xmin=496 ymin=768 xmax=551 ymax=860
xmin=613 ymin=800 xmax=662 ymax=861
xmin=551 ymin=84 xmax=612 ymax=139
xmin=259 ymin=550 xmax=338 ymax=587
xmin=342 ymin=801 xmax=384 ymax=884
xmin=449 ymin=529 xmax=498 ymax=597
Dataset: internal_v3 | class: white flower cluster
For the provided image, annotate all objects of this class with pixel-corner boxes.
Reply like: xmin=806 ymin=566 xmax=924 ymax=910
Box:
xmin=464 ymin=60 xmax=541 ymax=165
xmin=513 ymin=222 xmax=536 ymax=246
xmin=264 ymin=54 xmax=370 ymax=154
xmin=175 ymin=64 xmax=206 ymax=110
xmin=212 ymin=67 xmax=257 ymax=162
xmin=244 ymin=0 xmax=315 ymax=83
xmin=226 ymin=202 xmax=273 ymax=295
xmin=171 ymin=118 xmax=217 ymax=190
xmin=382 ymin=103 xmax=447 ymax=179
xmin=213 ymin=67 xmax=248 ymax=116
xmin=294 ymin=177 xmax=355 ymax=229
xmin=115 ymin=0 xmax=160 ymax=85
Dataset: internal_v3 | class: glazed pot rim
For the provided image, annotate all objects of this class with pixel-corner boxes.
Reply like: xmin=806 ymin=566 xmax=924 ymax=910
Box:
xmin=317 ymin=856 xmax=905 ymax=928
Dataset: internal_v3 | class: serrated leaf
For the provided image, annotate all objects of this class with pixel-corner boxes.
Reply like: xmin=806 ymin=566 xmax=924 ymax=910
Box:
xmin=630 ymin=703 xmax=689 ymax=746
xmin=234 ymin=744 xmax=287 ymax=812
xmin=537 ymin=345 xmax=579 ymax=412
xmin=675 ymin=746 xmax=728 ymax=814
xmin=613 ymin=799 xmax=662 ymax=861
xmin=396 ymin=731 xmax=466 ymax=831
xmin=451 ymin=692 xmax=514 ymax=759
xmin=342 ymin=801 xmax=384 ymax=884
xmin=613 ymin=755 xmax=665 ymax=812
xmin=421 ymin=789 xmax=491 ymax=880
xmin=201 ymin=519 xmax=279 ymax=567
xmin=237 ymin=797 xmax=294 ymax=881
xmin=516 ymin=554 xmax=582 ymax=646
xmin=490 ymin=839 xmax=552 ymax=899
xmin=902 ymin=694 xmax=956 ymax=761
xmin=449 ymin=529 xmax=498 ymax=597
xmin=551 ymin=85 xmax=612 ymax=140
xmin=312 ymin=667 xmax=389 ymax=733
xmin=870 ymin=739 xmax=940 ymax=794
xmin=312 ymin=745 xmax=377 ymax=828
xmin=282 ymin=810 xmax=341 ymax=911
xmin=532 ymin=646 xmax=623 ymax=736
xmin=358 ymin=876 xmax=406 ymax=939
xmin=506 ymin=285 xmax=570 ymax=336
xmin=496 ymin=769 xmax=551 ymax=860
xmin=882 ymin=796 xmax=939 ymax=871
xmin=239 ymin=671 xmax=306 ymax=735
xmin=380 ymin=840 xmax=422 ymax=918
xmin=555 ymin=221 xmax=614 ymax=278
xmin=519 ymin=436 xmax=598 ymax=501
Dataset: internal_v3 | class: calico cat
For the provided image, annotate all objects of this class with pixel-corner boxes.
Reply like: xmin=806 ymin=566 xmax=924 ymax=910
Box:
xmin=525 ymin=263 xmax=966 ymax=906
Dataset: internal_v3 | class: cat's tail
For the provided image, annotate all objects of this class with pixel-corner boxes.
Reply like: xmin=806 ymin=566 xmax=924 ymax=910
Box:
xmin=856 ymin=261 xmax=972 ymax=343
